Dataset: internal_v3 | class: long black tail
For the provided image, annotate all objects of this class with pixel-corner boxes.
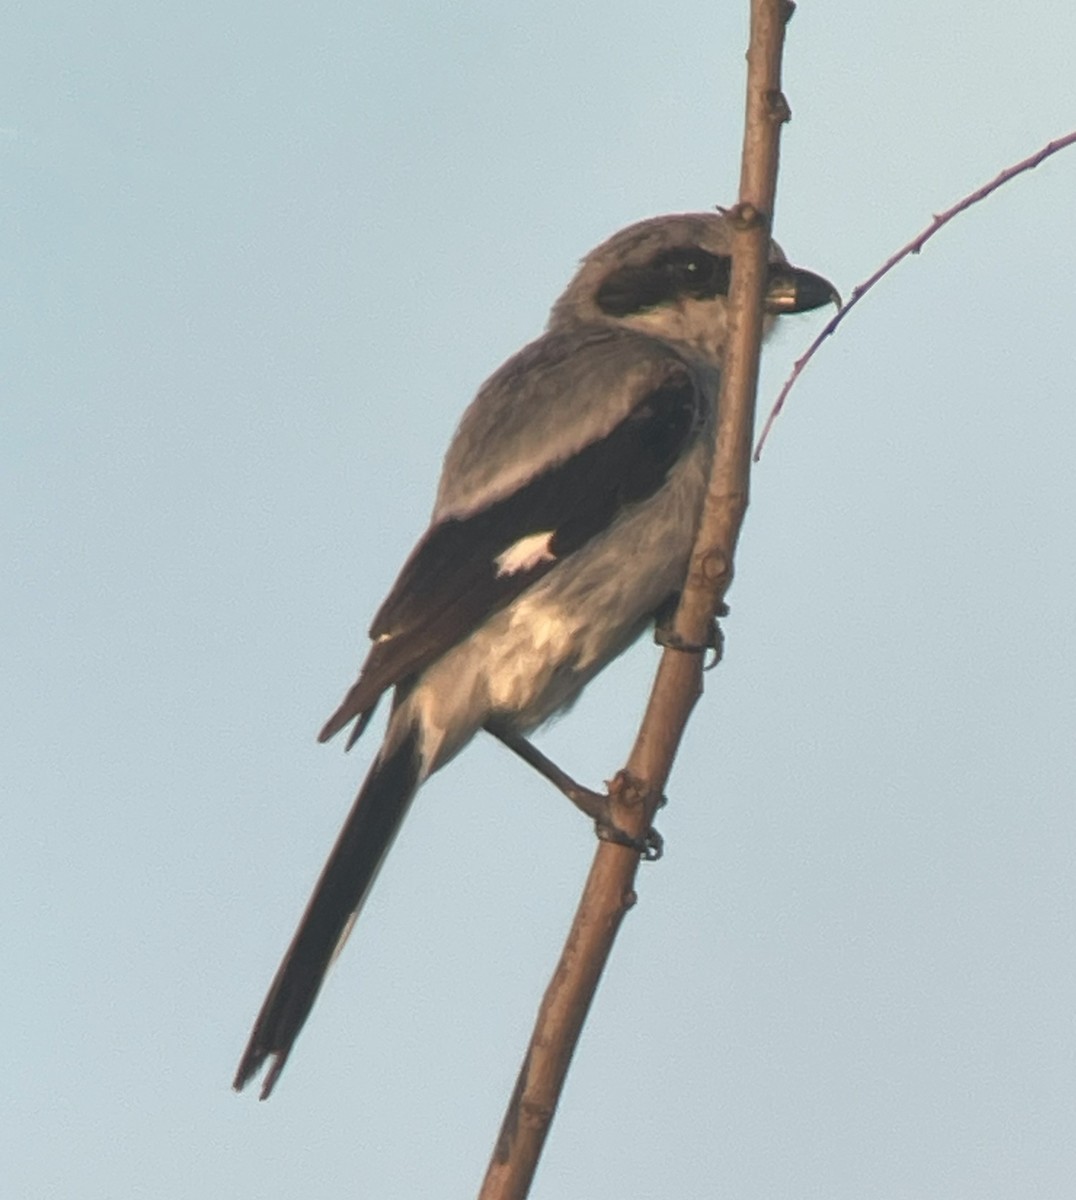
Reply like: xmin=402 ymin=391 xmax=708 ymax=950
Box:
xmin=233 ymin=723 xmax=422 ymax=1099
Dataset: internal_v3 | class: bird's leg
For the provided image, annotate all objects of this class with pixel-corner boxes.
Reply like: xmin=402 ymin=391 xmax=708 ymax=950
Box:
xmin=483 ymin=722 xmax=663 ymax=860
xmin=653 ymin=593 xmax=727 ymax=670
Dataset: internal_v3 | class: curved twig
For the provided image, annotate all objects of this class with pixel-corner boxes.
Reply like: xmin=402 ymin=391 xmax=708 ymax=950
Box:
xmin=754 ymin=129 xmax=1076 ymax=460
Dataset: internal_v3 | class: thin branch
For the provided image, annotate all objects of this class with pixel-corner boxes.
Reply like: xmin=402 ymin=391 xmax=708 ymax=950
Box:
xmin=753 ymin=129 xmax=1076 ymax=460
xmin=477 ymin=4 xmax=794 ymax=1197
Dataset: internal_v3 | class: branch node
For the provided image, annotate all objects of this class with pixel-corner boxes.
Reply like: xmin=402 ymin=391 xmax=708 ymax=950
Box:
xmin=519 ymin=1098 xmax=555 ymax=1130
xmin=700 ymin=547 xmax=732 ymax=587
xmin=606 ymin=769 xmax=653 ymax=813
xmin=766 ymin=89 xmax=792 ymax=123
xmin=728 ymin=201 xmax=767 ymax=232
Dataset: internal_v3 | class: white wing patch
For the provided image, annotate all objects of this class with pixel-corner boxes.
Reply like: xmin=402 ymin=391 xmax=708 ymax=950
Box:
xmin=495 ymin=531 xmax=557 ymax=577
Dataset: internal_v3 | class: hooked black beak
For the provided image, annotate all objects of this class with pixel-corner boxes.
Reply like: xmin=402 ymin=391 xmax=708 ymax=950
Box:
xmin=764 ymin=263 xmax=841 ymax=315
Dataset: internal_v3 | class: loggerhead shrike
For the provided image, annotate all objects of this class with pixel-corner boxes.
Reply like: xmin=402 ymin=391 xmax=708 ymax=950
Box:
xmin=234 ymin=211 xmax=836 ymax=1098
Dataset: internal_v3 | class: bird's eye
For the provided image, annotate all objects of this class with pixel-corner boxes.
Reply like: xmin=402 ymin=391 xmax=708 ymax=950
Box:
xmin=595 ymin=247 xmax=730 ymax=317
xmin=656 ymin=248 xmax=730 ymax=299
xmin=664 ymin=255 xmax=700 ymax=277
xmin=672 ymin=255 xmax=714 ymax=289
xmin=658 ymin=250 xmax=712 ymax=284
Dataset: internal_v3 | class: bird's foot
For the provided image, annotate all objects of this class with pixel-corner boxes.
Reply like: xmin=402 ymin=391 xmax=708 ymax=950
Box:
xmin=553 ymin=776 xmax=663 ymax=861
xmin=595 ymin=816 xmax=664 ymax=861
xmin=654 ymin=603 xmax=728 ymax=670
xmin=484 ymin=723 xmax=664 ymax=860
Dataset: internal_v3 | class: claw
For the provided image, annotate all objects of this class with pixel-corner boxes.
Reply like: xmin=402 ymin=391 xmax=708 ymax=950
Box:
xmin=654 ymin=608 xmax=726 ymax=670
xmin=595 ymin=819 xmax=664 ymax=861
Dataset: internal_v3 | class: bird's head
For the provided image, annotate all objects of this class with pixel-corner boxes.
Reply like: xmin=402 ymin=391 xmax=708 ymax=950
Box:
xmin=548 ymin=211 xmax=837 ymax=365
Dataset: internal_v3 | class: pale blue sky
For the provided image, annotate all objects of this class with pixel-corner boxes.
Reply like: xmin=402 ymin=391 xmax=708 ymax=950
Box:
xmin=3 ymin=3 xmax=1075 ymax=1197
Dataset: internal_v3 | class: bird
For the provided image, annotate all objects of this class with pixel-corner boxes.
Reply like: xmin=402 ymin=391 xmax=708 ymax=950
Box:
xmin=234 ymin=211 xmax=837 ymax=1099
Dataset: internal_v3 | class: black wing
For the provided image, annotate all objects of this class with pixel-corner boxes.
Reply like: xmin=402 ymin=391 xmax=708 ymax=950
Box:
xmin=319 ymin=366 xmax=702 ymax=745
